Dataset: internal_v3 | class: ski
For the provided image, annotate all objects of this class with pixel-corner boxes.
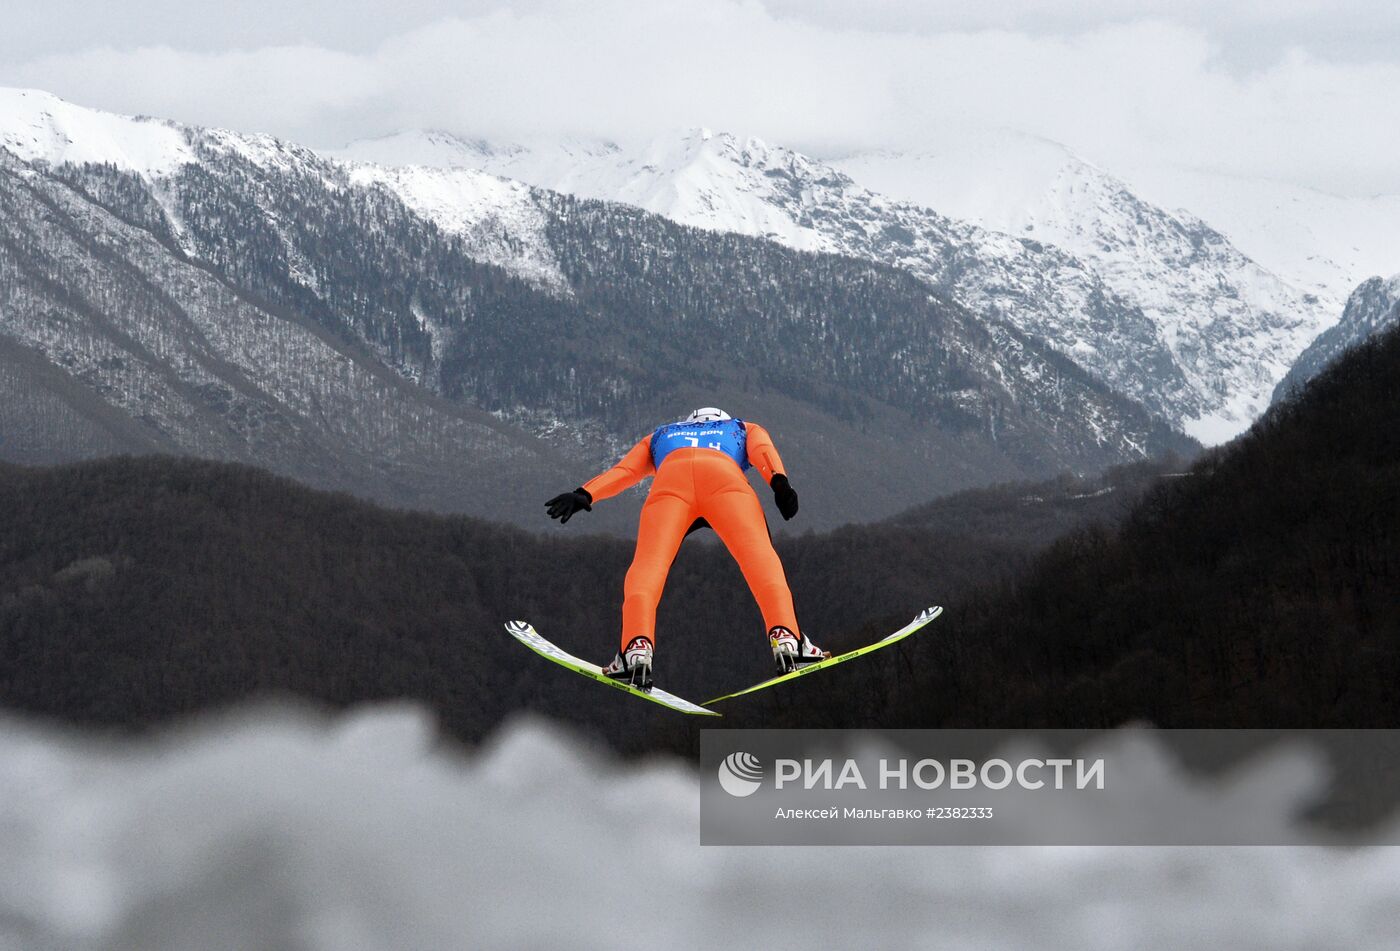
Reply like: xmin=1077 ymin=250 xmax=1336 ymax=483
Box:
xmin=703 ymin=605 xmax=943 ymax=706
xmin=504 ymin=621 xmax=720 ymax=716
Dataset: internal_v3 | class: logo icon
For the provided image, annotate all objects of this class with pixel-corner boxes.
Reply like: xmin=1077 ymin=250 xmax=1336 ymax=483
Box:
xmin=718 ymin=751 xmax=764 ymax=797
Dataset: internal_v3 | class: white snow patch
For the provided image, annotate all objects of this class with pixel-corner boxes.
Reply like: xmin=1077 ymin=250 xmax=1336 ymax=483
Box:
xmin=1121 ymin=164 xmax=1400 ymax=310
xmin=410 ymin=300 xmax=453 ymax=370
xmin=338 ymin=126 xmax=842 ymax=253
xmin=0 ymin=87 xmax=194 ymax=175
xmin=1182 ymin=411 xmax=1248 ymax=445
xmin=344 ymin=162 xmax=568 ymax=291
xmin=830 ymin=128 xmax=1079 ymax=231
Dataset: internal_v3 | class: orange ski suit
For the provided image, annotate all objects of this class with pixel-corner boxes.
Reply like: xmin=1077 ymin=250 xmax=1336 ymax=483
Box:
xmin=583 ymin=422 xmax=800 ymax=652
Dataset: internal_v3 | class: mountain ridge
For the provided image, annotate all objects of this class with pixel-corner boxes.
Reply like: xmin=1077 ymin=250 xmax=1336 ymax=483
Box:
xmin=0 ymin=89 xmax=1192 ymax=530
xmin=1273 ymin=273 xmax=1400 ymax=405
xmin=341 ymin=124 xmax=1333 ymax=442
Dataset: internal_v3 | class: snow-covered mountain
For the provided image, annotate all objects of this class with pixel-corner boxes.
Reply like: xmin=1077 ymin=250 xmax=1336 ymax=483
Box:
xmin=0 ymin=87 xmax=195 ymax=174
xmin=1273 ymin=273 xmax=1400 ymax=404
xmin=0 ymin=88 xmax=1191 ymax=527
xmin=831 ymin=131 xmax=1335 ymax=442
xmin=0 ymin=88 xmax=566 ymax=292
xmin=1121 ymin=164 xmax=1400 ymax=310
xmin=825 ymin=129 xmax=1399 ymax=309
xmin=0 ymin=91 xmax=567 ymax=522
xmin=340 ymin=126 xmax=1331 ymax=443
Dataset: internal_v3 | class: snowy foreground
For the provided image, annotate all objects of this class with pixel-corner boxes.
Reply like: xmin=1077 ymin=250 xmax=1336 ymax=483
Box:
xmin=1 ymin=707 xmax=1398 ymax=950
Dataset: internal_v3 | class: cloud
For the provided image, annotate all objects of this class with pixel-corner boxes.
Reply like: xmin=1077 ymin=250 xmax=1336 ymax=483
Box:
xmin=9 ymin=43 xmax=385 ymax=138
xmin=2 ymin=704 xmax=1400 ymax=947
xmin=5 ymin=0 xmax=1399 ymax=195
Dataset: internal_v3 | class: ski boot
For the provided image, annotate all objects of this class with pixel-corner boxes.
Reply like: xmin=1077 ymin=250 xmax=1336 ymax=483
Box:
xmin=769 ymin=625 xmax=830 ymax=673
xmin=603 ymin=635 xmax=654 ymax=690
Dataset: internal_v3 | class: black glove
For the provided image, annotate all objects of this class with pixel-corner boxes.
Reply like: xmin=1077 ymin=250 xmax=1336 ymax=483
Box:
xmin=545 ymin=487 xmax=593 ymax=524
xmin=770 ymin=473 xmax=799 ymax=521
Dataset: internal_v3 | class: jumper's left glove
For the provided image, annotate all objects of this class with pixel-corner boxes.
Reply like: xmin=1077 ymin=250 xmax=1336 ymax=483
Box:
xmin=546 ymin=487 xmax=593 ymax=524
xmin=770 ymin=473 xmax=799 ymax=521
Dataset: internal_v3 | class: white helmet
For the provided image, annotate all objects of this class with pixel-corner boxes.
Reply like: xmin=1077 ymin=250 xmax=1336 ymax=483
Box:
xmin=684 ymin=407 xmax=732 ymax=423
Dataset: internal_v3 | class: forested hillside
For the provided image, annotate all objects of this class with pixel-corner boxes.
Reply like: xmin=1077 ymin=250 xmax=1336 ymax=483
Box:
xmin=0 ymin=449 xmax=1146 ymax=748
xmin=867 ymin=322 xmax=1400 ymax=731
xmin=1 ymin=327 xmax=1395 ymax=748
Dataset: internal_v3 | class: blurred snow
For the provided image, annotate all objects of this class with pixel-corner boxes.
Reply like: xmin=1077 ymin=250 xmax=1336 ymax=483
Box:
xmin=0 ymin=705 xmax=1397 ymax=951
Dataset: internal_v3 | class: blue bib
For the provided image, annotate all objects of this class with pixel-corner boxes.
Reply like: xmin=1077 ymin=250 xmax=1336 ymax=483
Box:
xmin=650 ymin=418 xmax=750 ymax=472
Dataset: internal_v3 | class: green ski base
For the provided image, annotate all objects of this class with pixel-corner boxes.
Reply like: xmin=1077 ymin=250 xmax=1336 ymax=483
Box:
xmin=504 ymin=620 xmax=720 ymax=716
xmin=703 ymin=605 xmax=943 ymax=706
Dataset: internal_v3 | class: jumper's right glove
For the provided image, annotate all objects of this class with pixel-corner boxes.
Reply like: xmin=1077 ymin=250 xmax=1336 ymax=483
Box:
xmin=770 ymin=473 xmax=799 ymax=521
xmin=545 ymin=487 xmax=593 ymax=524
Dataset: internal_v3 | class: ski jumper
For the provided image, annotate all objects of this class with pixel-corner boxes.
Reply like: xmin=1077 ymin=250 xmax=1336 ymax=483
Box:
xmin=583 ymin=420 xmax=800 ymax=652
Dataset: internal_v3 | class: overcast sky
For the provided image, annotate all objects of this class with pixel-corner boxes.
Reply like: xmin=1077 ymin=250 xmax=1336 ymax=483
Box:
xmin=3 ymin=0 xmax=1399 ymax=195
